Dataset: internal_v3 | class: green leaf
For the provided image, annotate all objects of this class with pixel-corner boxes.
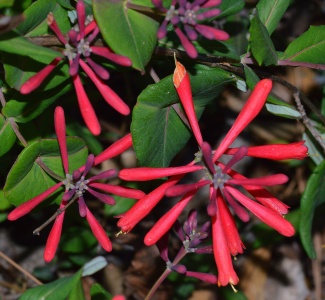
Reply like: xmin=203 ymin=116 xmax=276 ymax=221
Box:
xmin=132 ymin=68 xmax=235 ymax=167
xmin=4 ymin=137 xmax=88 ymax=206
xmin=281 ymin=26 xmax=325 ymax=64
xmin=216 ymin=0 xmax=245 ymax=19
xmin=265 ymin=103 xmax=301 ymax=119
xmin=0 ymin=115 xmax=16 ymax=157
xmin=16 ymin=0 xmax=70 ymax=37
xmin=93 ymin=0 xmax=159 ymax=72
xmin=60 ymin=227 xmax=97 ymax=254
xmin=19 ymin=270 xmax=83 ymax=300
xmin=249 ymin=12 xmax=278 ymax=66
xmin=299 ymin=160 xmax=325 ymax=258
xmin=0 ymin=31 xmax=62 ymax=60
xmin=303 ymin=131 xmax=325 ymax=165
xmin=257 ymin=0 xmax=290 ymax=35
xmin=90 ymin=283 xmax=113 ymax=300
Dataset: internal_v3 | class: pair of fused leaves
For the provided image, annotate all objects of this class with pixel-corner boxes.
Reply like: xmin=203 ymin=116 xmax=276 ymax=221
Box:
xmin=250 ymin=0 xmax=325 ymax=67
xmin=19 ymin=256 xmax=110 ymax=300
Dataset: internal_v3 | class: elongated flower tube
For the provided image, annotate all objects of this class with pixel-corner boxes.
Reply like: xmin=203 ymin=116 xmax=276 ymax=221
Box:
xmin=173 ymin=60 xmax=203 ymax=146
xmin=213 ymin=79 xmax=273 ymax=161
xmin=224 ymin=141 xmax=308 ymax=160
xmin=19 ymin=0 xmax=132 ymax=135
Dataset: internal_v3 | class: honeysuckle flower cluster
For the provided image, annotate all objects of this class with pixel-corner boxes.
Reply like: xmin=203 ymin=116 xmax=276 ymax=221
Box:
xmin=145 ymin=210 xmax=217 ymax=298
xmin=116 ymin=61 xmax=308 ymax=286
xmin=153 ymin=0 xmax=229 ymax=58
xmin=20 ymin=0 xmax=132 ymax=136
xmin=7 ymin=106 xmax=144 ymax=262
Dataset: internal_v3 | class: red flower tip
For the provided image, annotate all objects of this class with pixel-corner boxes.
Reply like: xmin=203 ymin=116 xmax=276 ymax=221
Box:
xmin=20 ymin=57 xmax=62 ymax=94
xmin=119 ymin=165 xmax=202 ymax=181
xmin=173 ymin=60 xmax=203 ymax=146
xmin=93 ymin=133 xmax=133 ymax=167
xmin=213 ymin=79 xmax=273 ymax=162
xmin=7 ymin=182 xmax=63 ymax=221
xmin=44 ymin=207 xmax=66 ymax=262
xmin=54 ymin=106 xmax=69 ymax=174
xmin=85 ymin=207 xmax=112 ymax=252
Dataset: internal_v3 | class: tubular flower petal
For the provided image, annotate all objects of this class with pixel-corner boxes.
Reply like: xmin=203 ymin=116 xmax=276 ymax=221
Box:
xmin=7 ymin=182 xmax=63 ymax=221
xmin=72 ymin=73 xmax=101 ymax=136
xmin=173 ymin=60 xmax=203 ymax=145
xmin=213 ymin=79 xmax=273 ymax=162
xmin=212 ymin=192 xmax=239 ymax=286
xmin=144 ymin=190 xmax=196 ymax=246
xmin=85 ymin=207 xmax=112 ymax=251
xmin=88 ymin=182 xmax=145 ymax=199
xmin=79 ymin=60 xmax=130 ymax=116
xmin=225 ymin=186 xmax=295 ymax=237
xmin=117 ymin=174 xmax=183 ymax=233
xmin=185 ymin=271 xmax=218 ymax=284
xmin=218 ymin=195 xmax=245 ymax=256
xmin=119 ymin=165 xmax=202 ymax=181
xmin=224 ymin=141 xmax=308 ymax=160
xmin=20 ymin=57 xmax=62 ymax=94
xmin=44 ymin=203 xmax=66 ymax=262
xmin=93 ymin=133 xmax=133 ymax=167
xmin=54 ymin=106 xmax=69 ymax=174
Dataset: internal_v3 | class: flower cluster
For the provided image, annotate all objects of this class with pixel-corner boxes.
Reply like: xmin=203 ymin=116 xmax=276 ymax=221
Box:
xmin=153 ymin=0 xmax=229 ymax=58
xmin=115 ymin=61 xmax=308 ymax=286
xmin=8 ymin=106 xmax=144 ymax=262
xmin=20 ymin=0 xmax=132 ymax=135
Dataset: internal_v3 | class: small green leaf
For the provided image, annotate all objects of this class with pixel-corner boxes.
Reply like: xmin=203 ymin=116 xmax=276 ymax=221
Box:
xmin=16 ymin=0 xmax=70 ymax=37
xmin=60 ymin=227 xmax=97 ymax=254
xmin=19 ymin=270 xmax=83 ymax=300
xmin=93 ymin=0 xmax=159 ymax=72
xmin=265 ymin=103 xmax=301 ymax=119
xmin=132 ymin=68 xmax=235 ymax=167
xmin=299 ymin=160 xmax=325 ymax=258
xmin=90 ymin=283 xmax=113 ymax=300
xmin=303 ymin=131 xmax=325 ymax=165
xmin=4 ymin=137 xmax=88 ymax=206
xmin=257 ymin=0 xmax=290 ymax=34
xmin=0 ymin=115 xmax=16 ymax=157
xmin=249 ymin=12 xmax=278 ymax=66
xmin=0 ymin=31 xmax=62 ymax=60
xmin=281 ymin=26 xmax=325 ymax=64
xmin=217 ymin=0 xmax=245 ymax=19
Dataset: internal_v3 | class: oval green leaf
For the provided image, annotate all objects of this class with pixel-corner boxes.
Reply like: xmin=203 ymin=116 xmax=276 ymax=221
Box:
xmin=299 ymin=159 xmax=325 ymax=259
xmin=93 ymin=0 xmax=159 ymax=72
xmin=0 ymin=115 xmax=16 ymax=157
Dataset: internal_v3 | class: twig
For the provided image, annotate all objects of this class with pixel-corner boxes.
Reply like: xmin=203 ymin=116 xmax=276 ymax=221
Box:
xmin=0 ymin=251 xmax=42 ymax=286
xmin=0 ymin=89 xmax=6 ymax=108
xmin=8 ymin=118 xmax=28 ymax=148
xmin=36 ymin=157 xmax=66 ymax=181
xmin=33 ymin=195 xmax=78 ymax=235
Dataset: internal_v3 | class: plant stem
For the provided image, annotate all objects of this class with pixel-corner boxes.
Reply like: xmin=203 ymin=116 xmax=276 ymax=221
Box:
xmin=33 ymin=195 xmax=78 ymax=235
xmin=36 ymin=157 xmax=66 ymax=181
xmin=8 ymin=118 xmax=28 ymax=148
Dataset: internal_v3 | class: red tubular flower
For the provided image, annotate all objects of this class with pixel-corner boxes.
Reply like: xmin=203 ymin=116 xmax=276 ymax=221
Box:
xmin=212 ymin=190 xmax=239 ymax=286
xmin=19 ymin=0 xmax=132 ymax=135
xmin=224 ymin=141 xmax=308 ymax=160
xmin=173 ymin=60 xmax=203 ymax=146
xmin=44 ymin=203 xmax=66 ymax=262
xmin=119 ymin=164 xmax=203 ymax=181
xmin=117 ymin=174 xmax=183 ymax=233
xmin=212 ymin=79 xmax=273 ymax=162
